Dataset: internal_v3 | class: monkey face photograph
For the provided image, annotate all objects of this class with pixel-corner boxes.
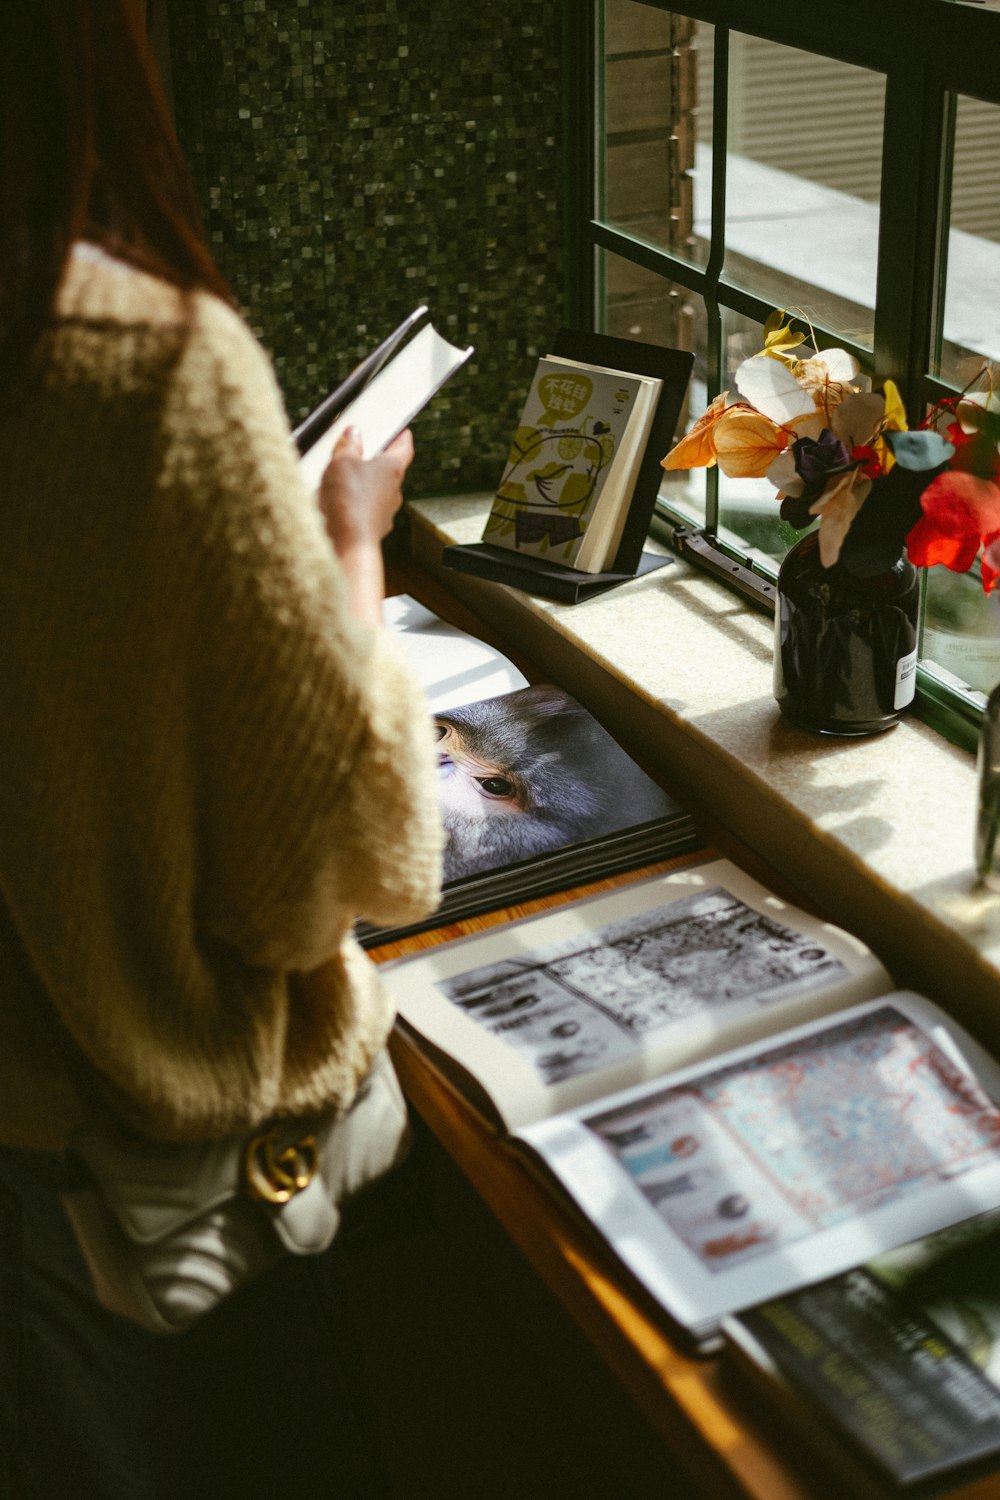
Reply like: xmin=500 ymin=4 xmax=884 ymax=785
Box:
xmin=434 ymin=684 xmax=677 ymax=883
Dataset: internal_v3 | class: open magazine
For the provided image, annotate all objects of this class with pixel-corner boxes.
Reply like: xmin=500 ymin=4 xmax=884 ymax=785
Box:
xmin=357 ymin=601 xmax=703 ymax=947
xmin=380 ymin=862 xmax=1000 ymax=1349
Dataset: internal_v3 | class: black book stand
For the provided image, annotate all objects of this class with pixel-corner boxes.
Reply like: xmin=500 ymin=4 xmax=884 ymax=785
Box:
xmin=442 ymin=330 xmax=694 ymax=605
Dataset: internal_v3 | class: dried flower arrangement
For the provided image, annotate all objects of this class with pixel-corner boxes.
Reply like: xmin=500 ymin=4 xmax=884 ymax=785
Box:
xmin=662 ymin=311 xmax=1000 ymax=587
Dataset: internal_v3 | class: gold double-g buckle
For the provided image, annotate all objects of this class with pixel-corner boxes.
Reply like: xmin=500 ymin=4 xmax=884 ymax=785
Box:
xmin=244 ymin=1126 xmax=318 ymax=1205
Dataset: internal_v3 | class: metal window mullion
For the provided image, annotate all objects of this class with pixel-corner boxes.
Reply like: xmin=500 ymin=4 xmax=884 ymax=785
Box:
xmin=703 ymin=22 xmax=729 ymax=536
xmin=873 ymin=68 xmax=946 ymax=406
xmin=929 ymin=90 xmax=957 ymax=382
xmin=932 ymin=3 xmax=1000 ymax=105
xmin=590 ymin=223 xmax=709 ymax=296
xmin=874 ymin=63 xmax=950 ymax=706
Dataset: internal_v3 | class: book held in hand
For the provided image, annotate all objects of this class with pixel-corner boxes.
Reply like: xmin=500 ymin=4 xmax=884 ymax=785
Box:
xmin=381 ymin=864 xmax=1000 ymax=1351
xmin=294 ymin=306 xmax=473 ymax=491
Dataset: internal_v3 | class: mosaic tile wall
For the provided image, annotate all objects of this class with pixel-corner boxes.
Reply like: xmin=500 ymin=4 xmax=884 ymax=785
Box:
xmin=168 ymin=0 xmax=566 ymax=497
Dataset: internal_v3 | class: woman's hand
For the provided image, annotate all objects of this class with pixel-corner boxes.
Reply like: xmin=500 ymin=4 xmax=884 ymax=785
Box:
xmin=318 ymin=426 xmax=414 ymax=626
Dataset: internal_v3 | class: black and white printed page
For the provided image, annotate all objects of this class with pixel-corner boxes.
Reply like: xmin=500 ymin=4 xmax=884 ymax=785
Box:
xmin=381 ymin=857 xmax=893 ymax=1133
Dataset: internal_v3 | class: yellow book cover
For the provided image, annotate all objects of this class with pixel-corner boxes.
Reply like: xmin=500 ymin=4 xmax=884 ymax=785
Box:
xmin=483 ymin=356 xmax=655 ymax=573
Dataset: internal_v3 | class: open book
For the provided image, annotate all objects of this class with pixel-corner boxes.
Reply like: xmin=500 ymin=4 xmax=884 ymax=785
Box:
xmin=381 ymin=861 xmax=1000 ymax=1349
xmin=294 ymin=306 xmax=473 ymax=488
xmin=382 ymin=593 xmax=529 ymax=710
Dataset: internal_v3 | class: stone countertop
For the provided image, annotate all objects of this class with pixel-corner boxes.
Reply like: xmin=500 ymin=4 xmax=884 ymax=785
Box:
xmin=407 ymin=493 xmax=1000 ymax=1051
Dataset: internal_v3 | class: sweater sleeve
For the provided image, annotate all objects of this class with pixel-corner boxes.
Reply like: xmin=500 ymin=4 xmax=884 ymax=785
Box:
xmin=156 ymin=297 xmax=444 ymax=970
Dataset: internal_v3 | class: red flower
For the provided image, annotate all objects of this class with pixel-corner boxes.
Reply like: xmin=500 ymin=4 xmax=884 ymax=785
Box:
xmin=850 ymin=445 xmax=882 ymax=479
xmin=906 ymin=471 xmax=1000 ymax=588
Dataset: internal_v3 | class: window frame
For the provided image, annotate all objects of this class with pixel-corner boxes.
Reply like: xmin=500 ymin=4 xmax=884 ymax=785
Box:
xmin=574 ymin=0 xmax=1000 ymax=750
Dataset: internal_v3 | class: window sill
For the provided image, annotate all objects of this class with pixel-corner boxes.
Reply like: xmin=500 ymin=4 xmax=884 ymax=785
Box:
xmin=407 ymin=494 xmax=1000 ymax=1054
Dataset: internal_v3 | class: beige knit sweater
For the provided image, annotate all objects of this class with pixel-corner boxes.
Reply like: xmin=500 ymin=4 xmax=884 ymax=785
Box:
xmin=0 ymin=246 xmax=444 ymax=1149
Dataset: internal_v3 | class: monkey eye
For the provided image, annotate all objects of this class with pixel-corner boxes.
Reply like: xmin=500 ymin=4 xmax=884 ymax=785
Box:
xmin=433 ymin=722 xmax=448 ymax=741
xmin=476 ymin=775 xmax=516 ymax=799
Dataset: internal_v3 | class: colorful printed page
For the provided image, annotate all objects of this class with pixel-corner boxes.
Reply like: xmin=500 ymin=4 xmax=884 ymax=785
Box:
xmin=520 ymin=992 xmax=1000 ymax=1340
xmin=482 ymin=356 xmax=657 ymax=573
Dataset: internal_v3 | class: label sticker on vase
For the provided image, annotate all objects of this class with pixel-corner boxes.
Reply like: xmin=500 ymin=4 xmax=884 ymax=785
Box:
xmin=894 ymin=649 xmax=917 ymax=710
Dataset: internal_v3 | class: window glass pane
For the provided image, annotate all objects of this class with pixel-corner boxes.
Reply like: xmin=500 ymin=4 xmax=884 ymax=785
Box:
xmin=724 ymin=36 xmax=882 ymax=346
xmin=716 ymin=308 xmax=800 ymax=564
xmin=599 ymin=249 xmax=706 ymax=526
xmin=923 ymin=567 xmax=1000 ymax=694
xmin=936 ymin=94 xmax=1000 ymax=387
xmin=602 ymin=3 xmax=711 ymax=267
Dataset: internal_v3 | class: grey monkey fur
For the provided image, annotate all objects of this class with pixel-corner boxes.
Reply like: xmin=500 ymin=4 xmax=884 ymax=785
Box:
xmin=435 ymin=685 xmax=674 ymax=882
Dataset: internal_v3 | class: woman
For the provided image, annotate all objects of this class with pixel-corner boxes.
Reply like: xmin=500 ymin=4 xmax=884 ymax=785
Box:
xmin=0 ymin=4 xmax=443 ymax=1496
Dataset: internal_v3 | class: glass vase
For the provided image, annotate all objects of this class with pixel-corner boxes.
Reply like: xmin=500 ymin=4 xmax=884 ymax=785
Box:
xmin=975 ymin=679 xmax=1000 ymax=889
xmin=773 ymin=531 xmax=919 ymax=736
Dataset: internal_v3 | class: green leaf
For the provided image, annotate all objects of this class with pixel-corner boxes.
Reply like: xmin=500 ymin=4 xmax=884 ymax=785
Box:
xmin=885 ymin=429 xmax=954 ymax=471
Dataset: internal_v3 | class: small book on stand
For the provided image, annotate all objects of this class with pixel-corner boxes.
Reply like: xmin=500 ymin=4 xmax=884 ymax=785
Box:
xmin=442 ymin=330 xmax=693 ymax=603
xmin=379 ymin=866 xmax=1000 ymax=1356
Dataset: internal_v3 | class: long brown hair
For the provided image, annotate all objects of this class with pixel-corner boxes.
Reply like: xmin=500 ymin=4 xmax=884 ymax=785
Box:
xmin=0 ymin=0 xmax=231 ymax=380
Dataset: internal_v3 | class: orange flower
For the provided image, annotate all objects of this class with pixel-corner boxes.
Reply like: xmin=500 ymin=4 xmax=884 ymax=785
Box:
xmin=713 ymin=409 xmax=788 ymax=479
xmin=661 ymin=391 xmax=731 ymax=471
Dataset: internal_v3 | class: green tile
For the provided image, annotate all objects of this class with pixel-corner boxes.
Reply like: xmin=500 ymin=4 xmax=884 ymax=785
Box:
xmin=169 ymin=0 xmax=565 ymax=496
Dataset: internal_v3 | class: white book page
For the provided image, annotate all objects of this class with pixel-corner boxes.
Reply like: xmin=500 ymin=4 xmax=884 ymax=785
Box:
xmin=588 ymin=384 xmax=663 ymax=570
xmin=381 ymin=858 xmax=891 ymax=1133
xmin=298 ymin=322 xmax=472 ymax=489
xmin=383 ymin=594 xmax=528 ymax=710
xmin=520 ymin=991 xmax=1000 ymax=1337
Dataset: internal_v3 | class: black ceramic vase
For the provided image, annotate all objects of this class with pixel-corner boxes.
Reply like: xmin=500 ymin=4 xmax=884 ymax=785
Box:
xmin=773 ymin=531 xmax=919 ymax=735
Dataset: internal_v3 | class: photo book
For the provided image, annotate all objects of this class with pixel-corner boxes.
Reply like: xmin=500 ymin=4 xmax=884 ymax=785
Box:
xmin=356 ymin=599 xmax=703 ymax=947
xmin=724 ymin=1210 xmax=1000 ymax=1493
xmin=379 ymin=861 xmax=1000 ymax=1353
xmin=357 ymin=598 xmax=702 ymax=947
xmin=294 ymin=304 xmax=473 ymax=490
xmin=442 ymin=330 xmax=694 ymax=603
